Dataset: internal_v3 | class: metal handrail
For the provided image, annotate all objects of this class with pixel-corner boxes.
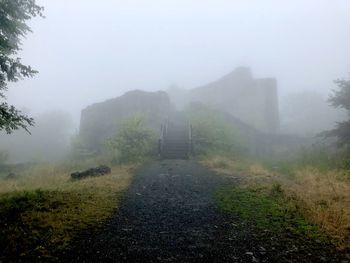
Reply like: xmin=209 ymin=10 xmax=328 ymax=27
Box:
xmin=188 ymin=121 xmax=193 ymax=157
xmin=158 ymin=117 xmax=169 ymax=156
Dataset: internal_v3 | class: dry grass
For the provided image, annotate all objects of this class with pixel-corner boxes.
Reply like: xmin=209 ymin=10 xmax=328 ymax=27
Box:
xmin=0 ymin=163 xmax=134 ymax=260
xmin=285 ymin=167 xmax=350 ymax=250
xmin=201 ymin=155 xmax=350 ymax=253
xmin=0 ymin=163 xmax=132 ymax=194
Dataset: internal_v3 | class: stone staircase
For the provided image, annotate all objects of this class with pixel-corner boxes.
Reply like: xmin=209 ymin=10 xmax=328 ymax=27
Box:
xmin=159 ymin=114 xmax=192 ymax=159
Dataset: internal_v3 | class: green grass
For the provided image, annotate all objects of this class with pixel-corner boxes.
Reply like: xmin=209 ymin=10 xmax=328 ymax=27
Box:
xmin=0 ymin=165 xmax=133 ymax=261
xmin=0 ymin=190 xmax=54 ymax=260
xmin=216 ymin=185 xmax=327 ymax=240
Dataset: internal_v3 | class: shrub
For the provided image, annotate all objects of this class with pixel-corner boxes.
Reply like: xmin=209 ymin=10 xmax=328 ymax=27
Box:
xmin=187 ymin=105 xmax=247 ymax=157
xmin=107 ymin=114 xmax=157 ymax=163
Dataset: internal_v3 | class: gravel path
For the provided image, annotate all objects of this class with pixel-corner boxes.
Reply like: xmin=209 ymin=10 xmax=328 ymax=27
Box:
xmin=63 ymin=160 xmax=345 ymax=262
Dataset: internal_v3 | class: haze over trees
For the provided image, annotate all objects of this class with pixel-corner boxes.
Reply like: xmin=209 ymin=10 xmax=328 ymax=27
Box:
xmin=0 ymin=110 xmax=73 ymax=163
xmin=280 ymin=91 xmax=346 ymax=136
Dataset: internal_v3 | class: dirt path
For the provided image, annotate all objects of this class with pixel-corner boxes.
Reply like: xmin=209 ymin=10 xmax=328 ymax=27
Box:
xmin=63 ymin=160 xmax=344 ymax=262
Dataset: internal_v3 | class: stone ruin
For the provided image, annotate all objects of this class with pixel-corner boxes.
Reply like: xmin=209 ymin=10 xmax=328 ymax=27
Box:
xmin=168 ymin=67 xmax=280 ymax=134
xmin=78 ymin=67 xmax=281 ymax=153
xmin=79 ymin=90 xmax=172 ymax=152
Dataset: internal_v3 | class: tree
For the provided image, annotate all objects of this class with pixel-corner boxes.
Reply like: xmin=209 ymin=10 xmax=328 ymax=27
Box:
xmin=327 ymin=78 xmax=350 ymax=147
xmin=0 ymin=0 xmax=44 ymax=133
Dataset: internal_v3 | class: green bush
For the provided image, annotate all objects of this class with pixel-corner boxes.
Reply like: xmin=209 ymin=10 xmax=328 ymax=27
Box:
xmin=107 ymin=114 xmax=157 ymax=163
xmin=187 ymin=105 xmax=247 ymax=157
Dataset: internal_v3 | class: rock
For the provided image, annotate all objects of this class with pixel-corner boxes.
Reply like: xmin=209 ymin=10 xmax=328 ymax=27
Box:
xmin=70 ymin=165 xmax=111 ymax=180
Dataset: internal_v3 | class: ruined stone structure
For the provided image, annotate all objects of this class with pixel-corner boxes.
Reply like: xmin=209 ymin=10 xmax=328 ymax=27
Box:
xmin=79 ymin=90 xmax=172 ymax=151
xmin=189 ymin=67 xmax=280 ymax=133
xmin=78 ymin=67 xmax=280 ymax=152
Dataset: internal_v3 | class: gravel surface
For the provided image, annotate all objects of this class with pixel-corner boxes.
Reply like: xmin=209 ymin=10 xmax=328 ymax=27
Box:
xmin=63 ymin=160 xmax=346 ymax=262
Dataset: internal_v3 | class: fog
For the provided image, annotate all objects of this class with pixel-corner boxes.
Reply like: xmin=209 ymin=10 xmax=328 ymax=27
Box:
xmin=2 ymin=0 xmax=350 ymax=162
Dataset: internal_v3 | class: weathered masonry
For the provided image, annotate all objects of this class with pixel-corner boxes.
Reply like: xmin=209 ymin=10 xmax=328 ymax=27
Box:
xmin=189 ymin=67 xmax=280 ymax=134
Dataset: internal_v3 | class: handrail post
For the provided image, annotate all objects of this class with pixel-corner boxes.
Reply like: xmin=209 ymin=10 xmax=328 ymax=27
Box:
xmin=159 ymin=117 xmax=169 ymax=158
xmin=158 ymin=124 xmax=163 ymax=157
xmin=188 ymin=121 xmax=193 ymax=157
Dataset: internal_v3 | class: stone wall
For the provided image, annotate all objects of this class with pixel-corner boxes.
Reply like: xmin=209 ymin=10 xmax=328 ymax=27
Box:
xmin=169 ymin=67 xmax=280 ymax=134
xmin=79 ymin=90 xmax=172 ymax=151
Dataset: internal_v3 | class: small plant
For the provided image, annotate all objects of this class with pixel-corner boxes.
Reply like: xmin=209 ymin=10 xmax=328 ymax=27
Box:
xmin=270 ymin=183 xmax=283 ymax=197
xmin=342 ymin=159 xmax=350 ymax=171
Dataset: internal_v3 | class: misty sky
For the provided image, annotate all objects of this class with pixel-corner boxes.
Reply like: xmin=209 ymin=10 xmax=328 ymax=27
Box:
xmin=7 ymin=0 xmax=350 ymax=124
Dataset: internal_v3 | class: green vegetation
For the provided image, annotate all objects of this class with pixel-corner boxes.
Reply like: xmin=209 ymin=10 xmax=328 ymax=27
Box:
xmin=0 ymin=163 xmax=132 ymax=261
xmin=0 ymin=0 xmax=44 ymax=133
xmin=203 ymin=153 xmax=350 ymax=253
xmin=327 ymin=77 xmax=350 ymax=148
xmin=107 ymin=114 xmax=157 ymax=163
xmin=187 ymin=104 xmax=247 ymax=157
xmin=216 ymin=185 xmax=325 ymax=240
xmin=260 ymin=145 xmax=348 ymax=176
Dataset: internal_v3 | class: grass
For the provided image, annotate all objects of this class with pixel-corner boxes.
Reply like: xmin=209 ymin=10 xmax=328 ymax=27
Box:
xmin=202 ymin=155 xmax=350 ymax=254
xmin=0 ymin=162 xmax=133 ymax=261
xmin=216 ymin=185 xmax=325 ymax=240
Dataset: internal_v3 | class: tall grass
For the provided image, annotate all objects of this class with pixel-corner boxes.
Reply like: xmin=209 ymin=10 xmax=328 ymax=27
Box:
xmin=201 ymin=154 xmax=350 ymax=254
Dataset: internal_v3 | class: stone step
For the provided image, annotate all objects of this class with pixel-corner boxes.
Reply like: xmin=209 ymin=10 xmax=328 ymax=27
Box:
xmin=163 ymin=143 xmax=189 ymax=147
xmin=160 ymin=116 xmax=191 ymax=159
xmin=161 ymin=154 xmax=188 ymax=159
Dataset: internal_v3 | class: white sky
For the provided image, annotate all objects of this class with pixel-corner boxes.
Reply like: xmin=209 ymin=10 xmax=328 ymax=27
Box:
xmin=7 ymin=0 xmax=350 ymax=124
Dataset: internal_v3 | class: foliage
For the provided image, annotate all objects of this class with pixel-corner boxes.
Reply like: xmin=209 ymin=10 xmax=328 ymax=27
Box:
xmin=326 ymin=78 xmax=350 ymax=147
xmin=107 ymin=114 xmax=157 ymax=163
xmin=187 ymin=104 xmax=247 ymax=156
xmin=0 ymin=0 xmax=44 ymax=133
